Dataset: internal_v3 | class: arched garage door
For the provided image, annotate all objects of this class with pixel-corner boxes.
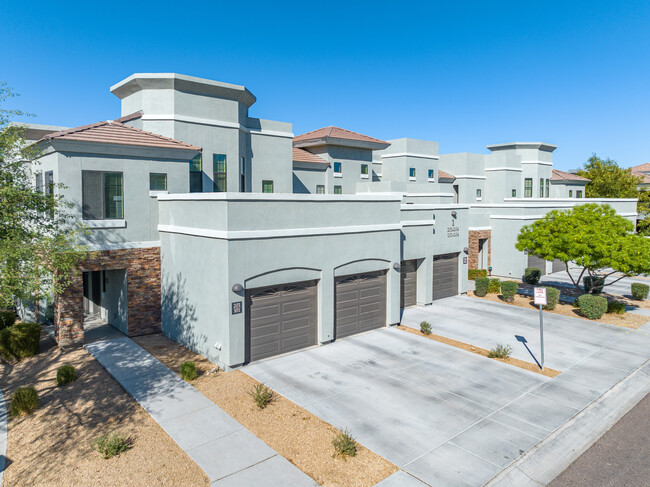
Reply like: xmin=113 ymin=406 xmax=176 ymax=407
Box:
xmin=335 ymin=271 xmax=387 ymax=339
xmin=246 ymin=280 xmax=318 ymax=362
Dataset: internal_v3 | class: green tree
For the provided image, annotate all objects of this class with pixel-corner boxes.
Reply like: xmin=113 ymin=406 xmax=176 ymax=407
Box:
xmin=0 ymin=83 xmax=86 ymax=311
xmin=516 ymin=203 xmax=650 ymax=292
xmin=638 ymin=189 xmax=650 ymax=236
xmin=577 ymin=155 xmax=640 ymax=198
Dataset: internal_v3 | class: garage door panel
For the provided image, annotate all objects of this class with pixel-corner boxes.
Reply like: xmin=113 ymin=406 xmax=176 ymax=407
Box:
xmin=401 ymin=259 xmax=417 ymax=308
xmin=432 ymin=253 xmax=459 ymax=301
xmin=335 ymin=271 xmax=386 ymax=339
xmin=527 ymin=254 xmax=547 ymax=275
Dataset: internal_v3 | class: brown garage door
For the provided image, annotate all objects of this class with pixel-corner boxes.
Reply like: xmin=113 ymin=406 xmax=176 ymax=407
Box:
xmin=246 ymin=280 xmax=317 ymax=362
xmin=527 ymin=254 xmax=547 ymax=275
xmin=432 ymin=253 xmax=459 ymax=301
xmin=335 ymin=271 xmax=387 ymax=339
xmin=551 ymin=259 xmax=564 ymax=273
xmin=401 ymin=260 xmax=417 ymax=308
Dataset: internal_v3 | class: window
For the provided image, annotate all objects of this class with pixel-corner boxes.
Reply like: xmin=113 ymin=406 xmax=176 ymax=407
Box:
xmin=512 ymin=189 xmax=517 ymax=197
xmin=190 ymin=154 xmax=202 ymax=192
xmin=476 ymin=189 xmax=482 ymax=200
xmin=333 ymin=162 xmax=342 ymax=175
xmin=577 ymin=190 xmax=583 ymax=198
xmin=539 ymin=178 xmax=544 ymax=197
xmin=262 ymin=180 xmax=274 ymax=193
xmin=569 ymin=190 xmax=573 ymax=197
xmin=35 ymin=172 xmax=43 ymax=192
xmin=82 ymin=171 xmax=123 ymax=220
xmin=409 ymin=168 xmax=416 ymax=180
xmin=45 ymin=171 xmax=54 ymax=196
xmin=545 ymin=179 xmax=550 ymax=198
xmin=428 ymin=169 xmax=435 ymax=181
xmin=334 ymin=185 xmax=342 ymax=194
xmin=361 ymin=164 xmax=369 ymax=178
xmin=316 ymin=185 xmax=325 ymax=194
xmin=240 ymin=156 xmax=246 ymax=192
xmin=149 ymin=173 xmax=167 ymax=191
xmin=213 ymin=154 xmax=227 ymax=192
xmin=524 ymin=178 xmax=533 ymax=198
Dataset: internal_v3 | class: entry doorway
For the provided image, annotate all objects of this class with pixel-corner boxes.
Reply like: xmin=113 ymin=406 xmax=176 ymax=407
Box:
xmin=83 ymin=271 xmax=102 ymax=316
xmin=477 ymin=238 xmax=489 ymax=270
xmin=82 ymin=269 xmax=129 ymax=340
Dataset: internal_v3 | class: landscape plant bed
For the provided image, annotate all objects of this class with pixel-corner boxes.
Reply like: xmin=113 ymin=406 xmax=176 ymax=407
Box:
xmin=133 ymin=334 xmax=398 ymax=487
xmin=1 ymin=331 xmax=208 ymax=487
xmin=471 ymin=291 xmax=649 ymax=329
xmin=396 ymin=326 xmax=561 ymax=378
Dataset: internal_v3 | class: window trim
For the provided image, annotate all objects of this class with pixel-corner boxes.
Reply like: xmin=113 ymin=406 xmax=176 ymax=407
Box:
xmin=409 ymin=167 xmax=416 ymax=181
xmin=262 ymin=180 xmax=274 ymax=193
xmin=476 ymin=188 xmax=482 ymax=201
xmin=149 ymin=172 xmax=167 ymax=191
xmin=333 ymin=162 xmax=342 ymax=177
xmin=189 ymin=154 xmax=203 ymax=193
xmin=539 ymin=178 xmax=544 ymax=197
xmin=524 ymin=178 xmax=533 ymax=198
xmin=576 ymin=190 xmax=583 ymax=198
xmin=82 ymin=170 xmax=124 ymax=220
xmin=361 ymin=164 xmax=369 ymax=179
xmin=213 ymin=154 xmax=227 ymax=192
xmin=545 ymin=179 xmax=550 ymax=198
xmin=569 ymin=189 xmax=573 ymax=197
xmin=334 ymin=185 xmax=342 ymax=194
xmin=316 ymin=184 xmax=325 ymax=194
xmin=512 ymin=189 xmax=517 ymax=198
xmin=428 ymin=169 xmax=435 ymax=182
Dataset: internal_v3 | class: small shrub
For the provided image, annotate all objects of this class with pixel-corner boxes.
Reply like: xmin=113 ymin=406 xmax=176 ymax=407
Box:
xmin=576 ymin=294 xmax=608 ymax=319
xmin=631 ymin=283 xmax=649 ymax=301
xmin=0 ymin=310 xmax=16 ymax=330
xmin=332 ymin=428 xmax=357 ymax=459
xmin=583 ymin=276 xmax=605 ymax=294
xmin=500 ymin=281 xmax=518 ymax=302
xmin=607 ymin=300 xmax=626 ymax=315
xmin=92 ymin=432 xmax=131 ymax=459
xmin=420 ymin=321 xmax=432 ymax=335
xmin=468 ymin=269 xmax=487 ymax=280
xmin=180 ymin=361 xmax=197 ymax=381
xmin=56 ymin=365 xmax=77 ymax=386
xmin=0 ymin=322 xmax=41 ymax=362
xmin=487 ymin=278 xmax=501 ymax=294
xmin=10 ymin=386 xmax=39 ymax=417
xmin=524 ymin=267 xmax=541 ymax=285
xmin=249 ymin=383 xmax=274 ymax=409
xmin=488 ymin=343 xmax=512 ymax=359
xmin=475 ymin=277 xmax=489 ymax=297
xmin=543 ymin=287 xmax=561 ymax=311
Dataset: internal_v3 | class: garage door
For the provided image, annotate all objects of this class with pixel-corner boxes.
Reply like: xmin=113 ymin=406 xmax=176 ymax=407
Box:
xmin=527 ymin=254 xmax=547 ymax=275
xmin=401 ymin=260 xmax=417 ymax=308
xmin=432 ymin=253 xmax=459 ymax=301
xmin=246 ymin=280 xmax=317 ymax=362
xmin=551 ymin=259 xmax=564 ymax=273
xmin=335 ymin=271 xmax=387 ymax=339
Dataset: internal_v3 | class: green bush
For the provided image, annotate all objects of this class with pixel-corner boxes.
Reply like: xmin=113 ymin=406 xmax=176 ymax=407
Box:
xmin=180 ymin=361 xmax=197 ymax=381
xmin=500 ymin=281 xmax=518 ymax=302
xmin=631 ymin=283 xmax=649 ymax=301
xmin=56 ymin=365 xmax=77 ymax=386
xmin=468 ymin=269 xmax=487 ymax=280
xmin=92 ymin=432 xmax=131 ymax=459
xmin=488 ymin=343 xmax=512 ymax=359
xmin=487 ymin=278 xmax=501 ymax=294
xmin=524 ymin=267 xmax=541 ymax=285
xmin=10 ymin=386 xmax=39 ymax=417
xmin=0 ymin=322 xmax=41 ymax=362
xmin=0 ymin=310 xmax=16 ymax=330
xmin=607 ymin=300 xmax=626 ymax=315
xmin=332 ymin=428 xmax=357 ymax=459
xmin=249 ymin=383 xmax=274 ymax=409
xmin=576 ymin=294 xmax=608 ymax=319
xmin=583 ymin=276 xmax=605 ymax=294
xmin=420 ymin=321 xmax=432 ymax=335
xmin=475 ymin=277 xmax=489 ymax=297
xmin=543 ymin=287 xmax=561 ymax=311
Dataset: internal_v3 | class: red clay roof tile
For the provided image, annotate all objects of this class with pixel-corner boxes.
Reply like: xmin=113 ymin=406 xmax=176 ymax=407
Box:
xmin=551 ymin=169 xmax=590 ymax=182
xmin=292 ymin=147 xmax=329 ymax=165
xmin=293 ymin=126 xmax=389 ymax=146
xmin=438 ymin=170 xmax=455 ymax=180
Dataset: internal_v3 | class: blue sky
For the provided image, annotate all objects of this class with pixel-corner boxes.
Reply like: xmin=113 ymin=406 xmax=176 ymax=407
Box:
xmin=1 ymin=1 xmax=649 ymax=170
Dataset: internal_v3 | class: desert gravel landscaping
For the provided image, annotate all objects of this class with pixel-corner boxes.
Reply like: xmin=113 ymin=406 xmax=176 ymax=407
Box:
xmin=133 ymin=333 xmax=398 ymax=487
xmin=0 ymin=332 xmax=208 ymax=487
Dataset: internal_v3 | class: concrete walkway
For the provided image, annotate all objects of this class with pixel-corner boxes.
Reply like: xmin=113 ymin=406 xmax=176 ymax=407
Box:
xmin=86 ymin=337 xmax=317 ymax=486
xmin=0 ymin=389 xmax=7 ymax=486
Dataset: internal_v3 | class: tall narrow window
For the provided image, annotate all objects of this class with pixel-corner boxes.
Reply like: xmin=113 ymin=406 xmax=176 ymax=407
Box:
xmin=545 ymin=179 xmax=550 ymax=198
xmin=524 ymin=178 xmax=533 ymax=198
xmin=190 ymin=154 xmax=202 ymax=193
xmin=476 ymin=189 xmax=482 ymax=200
xmin=262 ymin=180 xmax=274 ymax=193
xmin=409 ymin=168 xmax=416 ymax=180
xmin=316 ymin=185 xmax=325 ymax=194
xmin=213 ymin=154 xmax=227 ymax=192
xmin=82 ymin=171 xmax=123 ymax=220
xmin=35 ymin=172 xmax=43 ymax=192
xmin=569 ymin=190 xmax=573 ymax=197
xmin=334 ymin=185 xmax=342 ymax=194
xmin=512 ymin=189 xmax=517 ymax=197
xmin=240 ymin=156 xmax=246 ymax=192
xmin=361 ymin=164 xmax=368 ymax=178
xmin=149 ymin=173 xmax=167 ymax=191
xmin=333 ymin=162 xmax=342 ymax=175
xmin=539 ymin=178 xmax=544 ymax=197
xmin=428 ymin=169 xmax=435 ymax=181
xmin=45 ymin=171 xmax=54 ymax=196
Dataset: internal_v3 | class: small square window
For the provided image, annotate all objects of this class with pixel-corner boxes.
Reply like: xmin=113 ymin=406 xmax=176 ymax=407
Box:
xmin=262 ymin=180 xmax=274 ymax=193
xmin=333 ymin=162 xmax=342 ymax=174
xmin=334 ymin=185 xmax=342 ymax=194
xmin=316 ymin=185 xmax=325 ymax=194
xmin=150 ymin=173 xmax=167 ymax=191
xmin=428 ymin=169 xmax=434 ymax=181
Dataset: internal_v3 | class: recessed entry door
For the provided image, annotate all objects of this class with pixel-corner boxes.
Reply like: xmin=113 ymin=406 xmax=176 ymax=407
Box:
xmin=432 ymin=253 xmax=459 ymax=301
xmin=246 ymin=280 xmax=318 ymax=362
xmin=400 ymin=260 xmax=418 ymax=308
xmin=335 ymin=271 xmax=387 ymax=339
xmin=527 ymin=254 xmax=547 ymax=276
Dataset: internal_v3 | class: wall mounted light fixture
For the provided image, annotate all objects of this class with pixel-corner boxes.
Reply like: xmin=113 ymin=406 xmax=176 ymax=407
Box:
xmin=463 ymin=247 xmax=469 ymax=254
xmin=451 ymin=210 xmax=458 ymax=218
xmin=393 ymin=262 xmax=401 ymax=271
xmin=232 ymin=283 xmax=244 ymax=293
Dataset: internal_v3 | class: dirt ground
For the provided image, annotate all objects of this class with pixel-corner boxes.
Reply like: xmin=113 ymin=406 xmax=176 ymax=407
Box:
xmin=133 ymin=334 xmax=398 ymax=487
xmin=397 ymin=326 xmax=561 ymax=378
xmin=0 ymin=332 xmax=209 ymax=487
xmin=471 ymin=289 xmax=649 ymax=329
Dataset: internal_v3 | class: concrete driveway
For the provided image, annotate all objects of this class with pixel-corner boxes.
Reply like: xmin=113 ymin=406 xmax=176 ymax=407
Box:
xmin=244 ymin=296 xmax=649 ymax=487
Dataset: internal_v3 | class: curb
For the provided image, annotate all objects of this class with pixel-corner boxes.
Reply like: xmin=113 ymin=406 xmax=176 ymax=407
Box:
xmin=483 ymin=360 xmax=650 ymax=486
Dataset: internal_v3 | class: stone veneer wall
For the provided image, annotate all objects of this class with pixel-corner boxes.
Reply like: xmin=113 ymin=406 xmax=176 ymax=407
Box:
xmin=468 ymin=229 xmax=491 ymax=270
xmin=54 ymin=247 xmax=161 ymax=346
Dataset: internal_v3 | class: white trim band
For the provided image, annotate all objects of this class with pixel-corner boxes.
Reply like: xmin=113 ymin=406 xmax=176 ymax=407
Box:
xmin=402 ymin=220 xmax=435 ymax=227
xmin=157 ymin=192 xmax=403 ymax=202
xmin=84 ymin=219 xmax=126 ymax=229
xmin=520 ymin=160 xmax=553 ymax=166
xmin=381 ymin=152 xmax=440 ymax=160
xmin=139 ymin=114 xmax=294 ymax=139
xmin=87 ymin=241 xmax=161 ymax=251
xmin=451 ymin=175 xmax=486 ymax=180
xmin=469 ymin=226 xmax=492 ymax=231
xmin=484 ymin=167 xmax=523 ymax=172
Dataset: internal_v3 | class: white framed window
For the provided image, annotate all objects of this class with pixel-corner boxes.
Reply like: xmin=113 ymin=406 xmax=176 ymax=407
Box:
xmin=569 ymin=190 xmax=573 ymax=197
xmin=409 ymin=168 xmax=416 ymax=181
xmin=361 ymin=164 xmax=369 ymax=179
xmin=476 ymin=188 xmax=482 ymax=201
xmin=334 ymin=185 xmax=342 ymax=194
xmin=576 ymin=190 xmax=583 ymax=198
xmin=333 ymin=162 xmax=342 ymax=177
xmin=316 ymin=185 xmax=325 ymax=194
xmin=428 ymin=169 xmax=435 ymax=182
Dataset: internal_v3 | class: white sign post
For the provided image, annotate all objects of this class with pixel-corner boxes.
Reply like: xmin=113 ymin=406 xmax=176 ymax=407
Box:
xmin=533 ymin=287 xmax=547 ymax=371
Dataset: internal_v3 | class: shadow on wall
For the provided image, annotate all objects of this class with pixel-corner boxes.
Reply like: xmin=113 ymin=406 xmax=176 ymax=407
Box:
xmin=161 ymin=273 xmax=208 ymax=359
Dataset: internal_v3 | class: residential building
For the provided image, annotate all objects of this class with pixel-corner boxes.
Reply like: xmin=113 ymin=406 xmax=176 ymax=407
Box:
xmin=630 ymin=163 xmax=650 ymax=190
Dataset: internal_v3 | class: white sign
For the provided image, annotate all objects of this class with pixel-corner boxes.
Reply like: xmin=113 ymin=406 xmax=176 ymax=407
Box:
xmin=534 ymin=287 xmax=547 ymax=306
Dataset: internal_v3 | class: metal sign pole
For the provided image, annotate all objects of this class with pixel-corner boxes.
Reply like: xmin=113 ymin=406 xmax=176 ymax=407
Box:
xmin=539 ymin=304 xmax=545 ymax=371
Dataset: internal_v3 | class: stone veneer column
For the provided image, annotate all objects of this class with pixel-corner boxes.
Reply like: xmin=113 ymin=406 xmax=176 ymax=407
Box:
xmin=468 ymin=230 xmax=491 ymax=270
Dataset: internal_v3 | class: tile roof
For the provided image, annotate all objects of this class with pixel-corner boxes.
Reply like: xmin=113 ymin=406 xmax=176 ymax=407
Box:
xmin=632 ymin=170 xmax=650 ymax=184
xmin=40 ymin=118 xmax=201 ymax=151
xmin=293 ymin=126 xmax=389 ymax=146
xmin=630 ymin=163 xmax=650 ymax=173
xmin=438 ymin=170 xmax=456 ymax=180
xmin=551 ymin=169 xmax=590 ymax=182
xmin=292 ymin=147 xmax=329 ymax=165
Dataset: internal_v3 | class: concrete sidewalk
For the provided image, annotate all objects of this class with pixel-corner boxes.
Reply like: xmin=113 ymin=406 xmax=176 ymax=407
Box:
xmin=86 ymin=337 xmax=317 ymax=486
